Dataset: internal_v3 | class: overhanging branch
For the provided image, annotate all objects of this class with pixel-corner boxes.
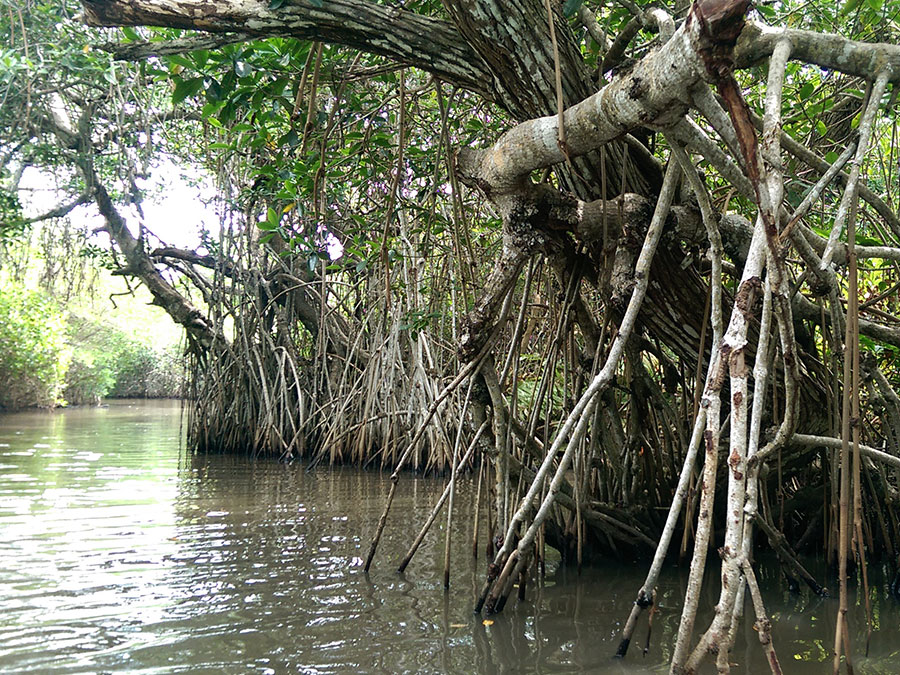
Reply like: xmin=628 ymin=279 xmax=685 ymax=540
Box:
xmin=81 ymin=0 xmax=493 ymax=99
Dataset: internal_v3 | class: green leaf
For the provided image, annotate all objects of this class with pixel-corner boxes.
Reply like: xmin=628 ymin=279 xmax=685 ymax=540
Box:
xmin=278 ymin=129 xmax=300 ymax=147
xmin=204 ymin=77 xmax=223 ymax=103
xmin=824 ymin=151 xmax=839 ymax=163
xmin=841 ymin=0 xmax=862 ymax=13
xmin=268 ymin=0 xmax=287 ymax=8
xmin=798 ymin=83 xmax=814 ymax=99
xmin=866 ymin=0 xmax=883 ymax=11
xmin=172 ymin=77 xmax=204 ymax=104
xmin=563 ymin=0 xmax=583 ymax=17
xmin=166 ymin=54 xmax=194 ymax=69
xmin=234 ymin=60 xmax=252 ymax=78
xmin=815 ymin=119 xmax=827 ymax=136
xmin=307 ymin=252 xmax=319 ymax=273
xmin=309 ymin=0 xmax=324 ymax=7
xmin=200 ymin=101 xmax=223 ymax=119
xmin=191 ymin=50 xmax=210 ymax=69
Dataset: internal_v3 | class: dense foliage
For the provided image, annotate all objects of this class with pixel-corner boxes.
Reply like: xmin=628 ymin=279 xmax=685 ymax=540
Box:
xmin=0 ymin=286 xmax=70 ymax=409
xmin=0 ymin=280 xmax=185 ymax=409
xmin=66 ymin=314 xmax=185 ymax=404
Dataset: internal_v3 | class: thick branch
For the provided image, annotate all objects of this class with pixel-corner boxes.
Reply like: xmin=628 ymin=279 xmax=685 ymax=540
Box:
xmin=458 ymin=0 xmax=749 ymax=192
xmin=81 ymin=0 xmax=492 ymax=98
xmin=42 ymin=103 xmax=219 ymax=351
xmin=90 ymin=178 xmax=219 ymax=350
xmin=788 ymin=434 xmax=900 ymax=471
xmin=736 ymin=21 xmax=900 ymax=83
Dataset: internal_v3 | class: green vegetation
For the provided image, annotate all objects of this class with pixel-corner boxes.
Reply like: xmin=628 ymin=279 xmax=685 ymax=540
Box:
xmin=0 ymin=278 xmax=185 ymax=410
xmin=66 ymin=313 xmax=184 ymax=405
xmin=0 ymin=215 xmax=185 ymax=409
xmin=0 ymin=286 xmax=70 ymax=409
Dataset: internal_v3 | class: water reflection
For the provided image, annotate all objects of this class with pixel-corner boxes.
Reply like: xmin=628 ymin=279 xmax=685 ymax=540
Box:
xmin=1 ymin=401 xmax=898 ymax=673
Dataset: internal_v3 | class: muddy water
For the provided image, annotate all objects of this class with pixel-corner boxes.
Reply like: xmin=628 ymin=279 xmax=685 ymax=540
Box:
xmin=1 ymin=400 xmax=898 ymax=673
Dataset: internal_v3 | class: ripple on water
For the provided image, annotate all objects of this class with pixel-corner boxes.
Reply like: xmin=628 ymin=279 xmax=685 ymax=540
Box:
xmin=2 ymin=401 xmax=898 ymax=674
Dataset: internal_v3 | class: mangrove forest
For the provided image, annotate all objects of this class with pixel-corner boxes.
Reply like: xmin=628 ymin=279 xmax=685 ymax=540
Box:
xmin=3 ymin=0 xmax=900 ymax=671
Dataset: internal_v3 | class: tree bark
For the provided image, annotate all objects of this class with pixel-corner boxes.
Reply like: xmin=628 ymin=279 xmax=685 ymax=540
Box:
xmin=82 ymin=0 xmax=493 ymax=98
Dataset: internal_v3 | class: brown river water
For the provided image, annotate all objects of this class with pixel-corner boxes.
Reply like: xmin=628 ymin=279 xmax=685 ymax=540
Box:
xmin=1 ymin=400 xmax=898 ymax=673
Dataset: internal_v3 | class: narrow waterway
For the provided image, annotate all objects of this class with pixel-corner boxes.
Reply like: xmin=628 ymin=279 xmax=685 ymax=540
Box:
xmin=0 ymin=401 xmax=897 ymax=673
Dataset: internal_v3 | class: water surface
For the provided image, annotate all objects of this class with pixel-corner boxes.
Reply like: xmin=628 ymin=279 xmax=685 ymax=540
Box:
xmin=1 ymin=401 xmax=898 ymax=673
